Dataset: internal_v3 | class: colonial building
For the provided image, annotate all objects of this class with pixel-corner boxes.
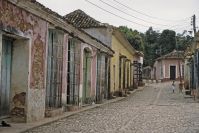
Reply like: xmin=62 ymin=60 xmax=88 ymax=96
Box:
xmin=184 ymin=32 xmax=199 ymax=99
xmin=65 ymin=9 xmax=138 ymax=97
xmin=0 ymin=0 xmax=113 ymax=122
xmin=151 ymin=50 xmax=184 ymax=81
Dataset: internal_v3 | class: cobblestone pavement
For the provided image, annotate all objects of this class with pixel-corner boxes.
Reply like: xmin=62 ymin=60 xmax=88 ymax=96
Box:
xmin=26 ymin=82 xmax=199 ymax=133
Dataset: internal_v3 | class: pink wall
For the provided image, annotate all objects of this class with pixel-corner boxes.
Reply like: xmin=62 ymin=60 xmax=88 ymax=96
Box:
xmin=153 ymin=59 xmax=184 ymax=80
xmin=0 ymin=0 xmax=48 ymax=121
xmin=91 ymin=48 xmax=97 ymax=97
xmin=0 ymin=0 xmax=47 ymax=90
xmin=163 ymin=60 xmax=184 ymax=79
xmin=80 ymin=44 xmax=97 ymax=100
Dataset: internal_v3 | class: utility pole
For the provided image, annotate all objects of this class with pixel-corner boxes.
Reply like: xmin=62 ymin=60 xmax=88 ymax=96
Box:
xmin=191 ymin=14 xmax=196 ymax=36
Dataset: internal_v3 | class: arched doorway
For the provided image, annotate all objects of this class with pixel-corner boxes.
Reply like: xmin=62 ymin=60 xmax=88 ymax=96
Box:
xmin=82 ymin=48 xmax=92 ymax=104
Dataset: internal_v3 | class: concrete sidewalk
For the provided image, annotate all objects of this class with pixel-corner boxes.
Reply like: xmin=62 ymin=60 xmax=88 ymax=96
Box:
xmin=0 ymin=88 xmax=142 ymax=133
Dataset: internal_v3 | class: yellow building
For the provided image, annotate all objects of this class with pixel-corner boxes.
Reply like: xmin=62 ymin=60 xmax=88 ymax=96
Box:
xmin=110 ymin=28 xmax=136 ymax=96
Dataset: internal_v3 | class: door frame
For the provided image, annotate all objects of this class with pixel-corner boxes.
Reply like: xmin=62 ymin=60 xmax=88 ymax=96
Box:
xmin=0 ymin=36 xmax=12 ymax=118
xmin=169 ymin=65 xmax=176 ymax=80
xmin=82 ymin=48 xmax=92 ymax=104
xmin=0 ymin=32 xmax=30 ymax=119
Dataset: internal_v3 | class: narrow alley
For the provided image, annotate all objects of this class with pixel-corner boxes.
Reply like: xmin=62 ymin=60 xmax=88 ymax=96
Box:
xmin=25 ymin=82 xmax=199 ymax=133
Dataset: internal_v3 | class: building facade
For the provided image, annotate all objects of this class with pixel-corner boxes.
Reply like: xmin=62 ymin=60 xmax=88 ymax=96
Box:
xmin=184 ymin=32 xmax=199 ymax=99
xmin=0 ymin=0 xmax=113 ymax=122
xmin=65 ymin=10 xmax=137 ymax=97
xmin=152 ymin=50 xmax=184 ymax=81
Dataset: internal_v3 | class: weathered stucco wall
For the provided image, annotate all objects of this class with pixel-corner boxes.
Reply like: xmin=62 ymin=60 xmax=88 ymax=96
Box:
xmin=163 ymin=59 xmax=184 ymax=79
xmin=79 ymin=43 xmax=97 ymax=104
xmin=0 ymin=0 xmax=47 ymax=122
xmin=83 ymin=28 xmax=112 ymax=47
xmin=110 ymin=35 xmax=134 ymax=94
xmin=153 ymin=59 xmax=184 ymax=80
xmin=11 ymin=40 xmax=29 ymax=122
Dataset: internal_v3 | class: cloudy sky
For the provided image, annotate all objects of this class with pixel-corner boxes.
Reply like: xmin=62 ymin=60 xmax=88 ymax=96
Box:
xmin=37 ymin=0 xmax=199 ymax=34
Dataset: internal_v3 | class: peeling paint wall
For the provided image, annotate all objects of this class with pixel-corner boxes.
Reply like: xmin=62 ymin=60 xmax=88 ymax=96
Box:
xmin=111 ymin=35 xmax=134 ymax=95
xmin=83 ymin=28 xmax=112 ymax=47
xmin=79 ymin=44 xmax=97 ymax=104
xmin=0 ymin=0 xmax=47 ymax=122
xmin=10 ymin=39 xmax=29 ymax=122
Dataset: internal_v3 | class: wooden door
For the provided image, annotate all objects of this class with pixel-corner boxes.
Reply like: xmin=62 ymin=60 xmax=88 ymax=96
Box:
xmin=0 ymin=37 xmax=12 ymax=117
xmin=170 ymin=66 xmax=176 ymax=80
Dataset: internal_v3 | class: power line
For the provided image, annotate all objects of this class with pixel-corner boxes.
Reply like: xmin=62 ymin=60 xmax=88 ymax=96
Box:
xmin=172 ymin=25 xmax=191 ymax=31
xmin=85 ymin=0 xmax=160 ymax=28
xmin=98 ymin=0 xmax=170 ymax=27
xmin=112 ymin=0 xmax=190 ymax=22
xmin=168 ymin=21 xmax=192 ymax=29
xmin=85 ymin=0 xmax=191 ymax=33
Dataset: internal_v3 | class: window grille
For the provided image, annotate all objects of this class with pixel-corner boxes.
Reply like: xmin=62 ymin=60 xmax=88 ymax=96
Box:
xmin=123 ymin=58 xmax=126 ymax=89
xmin=96 ymin=53 xmax=102 ymax=102
xmin=96 ymin=54 xmax=107 ymax=102
xmin=46 ymin=30 xmax=63 ymax=108
xmin=104 ymin=57 xmax=110 ymax=99
xmin=119 ymin=57 xmax=122 ymax=89
xmin=127 ymin=61 xmax=130 ymax=88
xmin=67 ymin=38 xmax=80 ymax=105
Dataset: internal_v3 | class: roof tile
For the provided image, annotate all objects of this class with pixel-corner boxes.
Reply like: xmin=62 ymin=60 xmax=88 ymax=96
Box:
xmin=64 ymin=9 xmax=106 ymax=28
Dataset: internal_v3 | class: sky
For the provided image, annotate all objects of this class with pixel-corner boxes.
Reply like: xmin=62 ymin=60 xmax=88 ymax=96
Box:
xmin=37 ymin=0 xmax=199 ymax=34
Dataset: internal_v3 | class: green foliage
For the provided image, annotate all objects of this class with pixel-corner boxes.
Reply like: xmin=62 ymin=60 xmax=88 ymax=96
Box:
xmin=143 ymin=27 xmax=160 ymax=66
xmin=119 ymin=26 xmax=144 ymax=51
xmin=176 ymin=31 xmax=193 ymax=51
xmin=158 ymin=29 xmax=176 ymax=55
xmin=118 ymin=26 xmax=193 ymax=67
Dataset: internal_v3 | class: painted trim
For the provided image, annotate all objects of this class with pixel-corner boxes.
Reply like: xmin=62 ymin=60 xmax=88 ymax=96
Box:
xmin=163 ymin=64 xmax=165 ymax=78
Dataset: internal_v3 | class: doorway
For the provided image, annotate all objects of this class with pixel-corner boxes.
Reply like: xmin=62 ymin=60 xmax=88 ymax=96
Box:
xmin=82 ymin=48 xmax=92 ymax=104
xmin=0 ymin=37 xmax=12 ymax=118
xmin=170 ymin=65 xmax=176 ymax=80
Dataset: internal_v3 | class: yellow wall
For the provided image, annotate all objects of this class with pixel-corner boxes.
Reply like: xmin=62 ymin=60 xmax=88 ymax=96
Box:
xmin=110 ymin=35 xmax=134 ymax=94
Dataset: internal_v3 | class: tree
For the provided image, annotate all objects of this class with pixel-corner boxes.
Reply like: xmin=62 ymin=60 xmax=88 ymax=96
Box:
xmin=158 ymin=29 xmax=176 ymax=55
xmin=145 ymin=27 xmax=159 ymax=45
xmin=118 ymin=26 xmax=193 ymax=67
xmin=119 ymin=26 xmax=144 ymax=51
xmin=143 ymin=27 xmax=160 ymax=66
xmin=176 ymin=31 xmax=193 ymax=51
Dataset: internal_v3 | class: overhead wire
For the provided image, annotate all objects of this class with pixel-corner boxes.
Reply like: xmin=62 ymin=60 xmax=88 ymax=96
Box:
xmin=85 ymin=0 xmax=159 ymax=28
xmin=98 ymin=0 xmax=170 ymax=27
xmin=172 ymin=25 xmax=191 ymax=30
xmin=112 ymin=0 xmax=191 ymax=22
xmin=85 ymin=0 xmax=192 ymax=32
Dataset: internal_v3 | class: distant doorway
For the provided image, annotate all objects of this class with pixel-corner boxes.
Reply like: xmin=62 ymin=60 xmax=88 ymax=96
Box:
xmin=170 ymin=66 xmax=176 ymax=80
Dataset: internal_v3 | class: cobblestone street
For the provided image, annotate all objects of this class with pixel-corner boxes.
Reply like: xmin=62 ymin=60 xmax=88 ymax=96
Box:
xmin=26 ymin=82 xmax=199 ymax=133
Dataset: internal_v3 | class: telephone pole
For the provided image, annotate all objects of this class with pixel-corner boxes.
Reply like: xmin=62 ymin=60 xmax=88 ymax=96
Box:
xmin=192 ymin=14 xmax=196 ymax=36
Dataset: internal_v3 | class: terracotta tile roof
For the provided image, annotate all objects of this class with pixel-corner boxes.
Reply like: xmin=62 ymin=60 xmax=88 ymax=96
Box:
xmin=64 ymin=9 xmax=106 ymax=28
xmin=25 ymin=1 xmax=114 ymax=53
xmin=157 ymin=50 xmax=184 ymax=60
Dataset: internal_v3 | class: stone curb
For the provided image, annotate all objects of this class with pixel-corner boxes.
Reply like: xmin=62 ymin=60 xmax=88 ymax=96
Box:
xmin=1 ymin=89 xmax=139 ymax=133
